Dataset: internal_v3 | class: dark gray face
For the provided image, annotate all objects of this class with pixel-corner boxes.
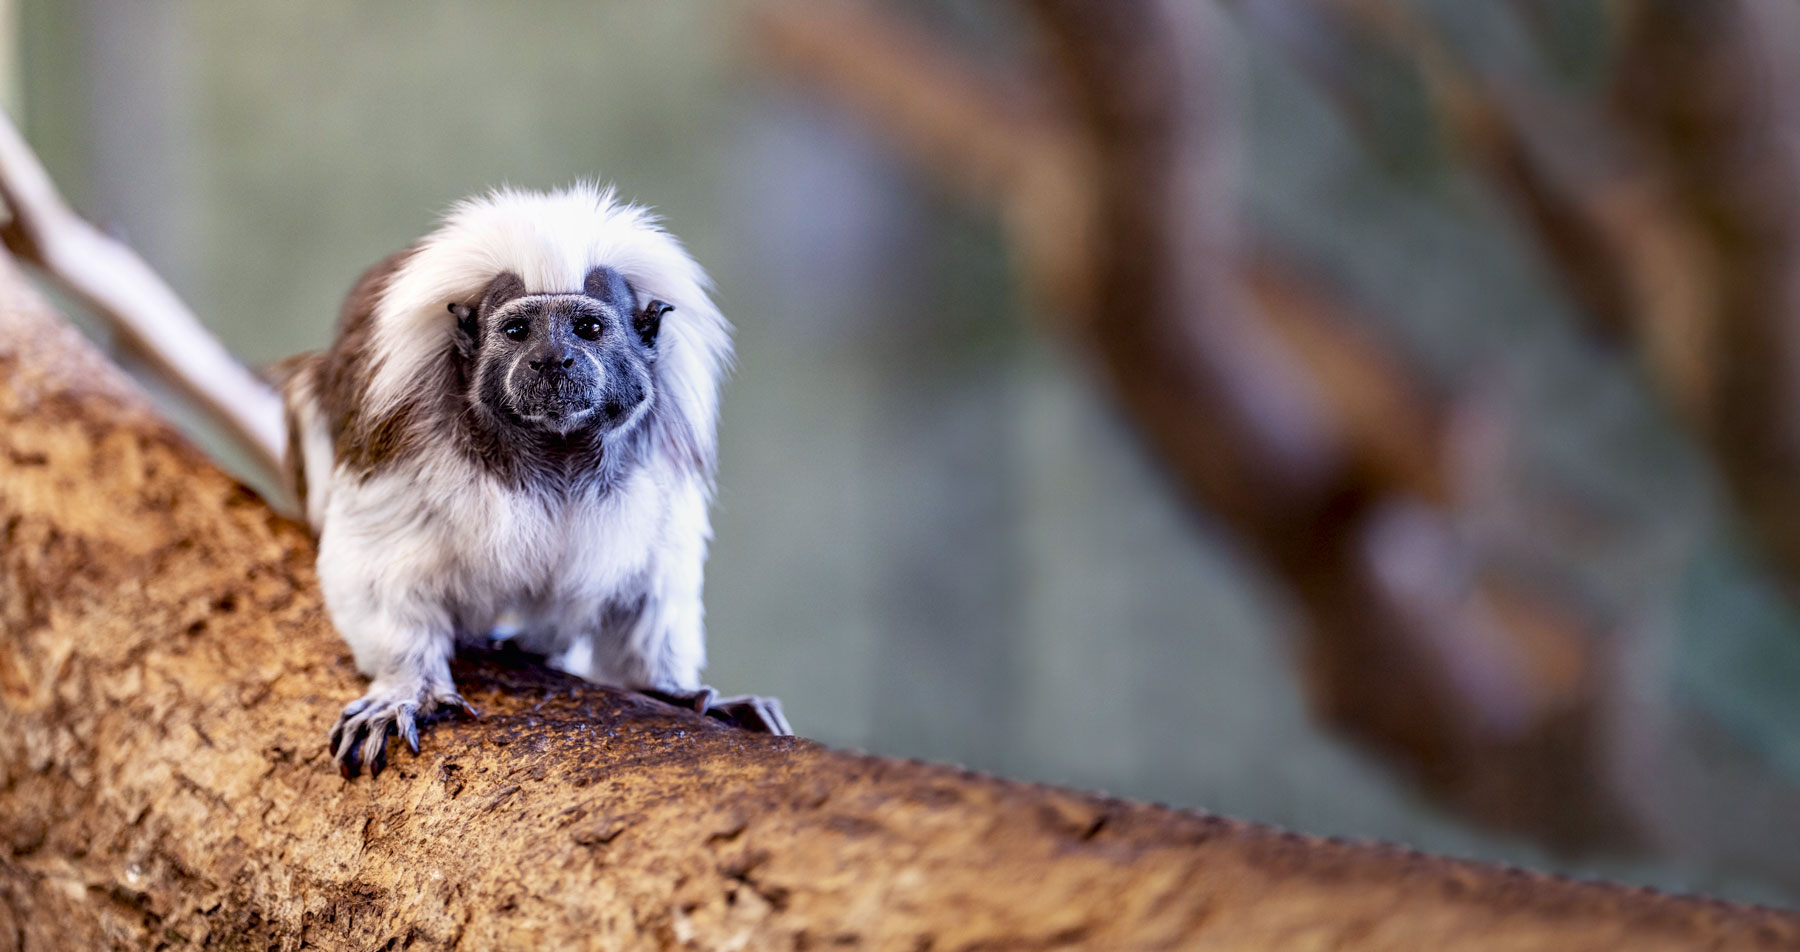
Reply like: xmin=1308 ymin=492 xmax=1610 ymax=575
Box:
xmin=452 ymin=267 xmax=670 ymax=437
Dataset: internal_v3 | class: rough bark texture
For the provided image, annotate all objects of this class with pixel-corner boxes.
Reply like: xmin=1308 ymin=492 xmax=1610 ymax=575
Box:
xmin=1 ymin=251 xmax=1797 ymax=949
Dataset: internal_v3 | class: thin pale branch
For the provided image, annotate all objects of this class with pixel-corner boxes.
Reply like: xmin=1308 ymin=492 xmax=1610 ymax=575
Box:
xmin=0 ymin=110 xmax=286 ymax=490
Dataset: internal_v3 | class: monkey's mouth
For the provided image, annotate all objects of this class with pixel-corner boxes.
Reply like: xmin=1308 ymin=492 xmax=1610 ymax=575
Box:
xmin=505 ymin=381 xmax=599 ymax=430
xmin=511 ymin=399 xmax=597 ymax=430
xmin=535 ymin=405 xmax=592 ymax=423
xmin=499 ymin=372 xmax=651 ymax=435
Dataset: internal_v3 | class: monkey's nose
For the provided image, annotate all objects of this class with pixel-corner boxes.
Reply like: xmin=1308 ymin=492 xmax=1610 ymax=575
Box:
xmin=529 ymin=356 xmax=577 ymax=373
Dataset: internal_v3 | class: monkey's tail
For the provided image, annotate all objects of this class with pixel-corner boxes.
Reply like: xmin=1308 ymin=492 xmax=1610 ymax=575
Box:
xmin=0 ymin=111 xmax=287 ymax=495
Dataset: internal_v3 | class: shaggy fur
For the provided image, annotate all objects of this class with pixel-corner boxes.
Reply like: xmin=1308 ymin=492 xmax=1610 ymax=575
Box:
xmin=283 ymin=184 xmax=746 ymax=775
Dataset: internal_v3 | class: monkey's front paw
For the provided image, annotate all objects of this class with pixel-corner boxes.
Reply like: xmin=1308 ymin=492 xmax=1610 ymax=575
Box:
xmin=643 ymin=686 xmax=794 ymax=736
xmin=329 ymin=684 xmax=478 ymax=779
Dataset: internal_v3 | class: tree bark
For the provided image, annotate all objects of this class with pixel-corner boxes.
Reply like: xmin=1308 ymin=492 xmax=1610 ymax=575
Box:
xmin=0 ymin=244 xmax=1795 ymax=948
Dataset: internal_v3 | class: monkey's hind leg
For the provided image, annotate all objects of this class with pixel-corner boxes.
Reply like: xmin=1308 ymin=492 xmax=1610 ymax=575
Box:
xmin=643 ymin=686 xmax=793 ymax=736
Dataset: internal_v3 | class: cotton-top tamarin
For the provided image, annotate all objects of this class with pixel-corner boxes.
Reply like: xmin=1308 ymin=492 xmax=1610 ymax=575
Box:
xmin=277 ymin=185 xmax=790 ymax=776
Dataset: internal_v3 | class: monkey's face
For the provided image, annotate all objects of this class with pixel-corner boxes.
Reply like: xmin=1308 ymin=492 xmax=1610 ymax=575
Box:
xmin=455 ymin=268 xmax=670 ymax=437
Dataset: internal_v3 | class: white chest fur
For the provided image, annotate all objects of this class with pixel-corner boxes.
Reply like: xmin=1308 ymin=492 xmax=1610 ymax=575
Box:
xmin=314 ymin=452 xmax=681 ymax=671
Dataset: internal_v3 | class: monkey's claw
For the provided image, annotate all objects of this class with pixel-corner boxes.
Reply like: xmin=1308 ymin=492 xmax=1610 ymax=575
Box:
xmin=329 ymin=686 xmax=477 ymax=779
xmin=644 ymin=686 xmax=794 ymax=736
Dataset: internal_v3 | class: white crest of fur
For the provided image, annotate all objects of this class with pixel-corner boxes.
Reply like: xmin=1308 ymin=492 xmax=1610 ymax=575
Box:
xmin=365 ymin=183 xmax=731 ymax=468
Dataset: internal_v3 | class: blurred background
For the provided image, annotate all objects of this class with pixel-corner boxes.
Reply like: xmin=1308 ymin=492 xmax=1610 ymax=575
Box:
xmin=13 ymin=0 xmax=1800 ymax=908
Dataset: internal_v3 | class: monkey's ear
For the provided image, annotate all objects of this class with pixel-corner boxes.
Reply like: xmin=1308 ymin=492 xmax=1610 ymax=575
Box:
xmin=634 ymin=300 xmax=674 ymax=348
xmin=479 ymin=271 xmax=528 ymax=317
xmin=447 ymin=301 xmax=478 ymax=336
xmin=447 ymin=301 xmax=481 ymax=361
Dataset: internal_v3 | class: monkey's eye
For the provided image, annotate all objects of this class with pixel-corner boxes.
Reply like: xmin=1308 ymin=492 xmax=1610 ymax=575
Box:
xmin=502 ymin=319 xmax=530 ymax=341
xmin=572 ymin=317 xmax=602 ymax=341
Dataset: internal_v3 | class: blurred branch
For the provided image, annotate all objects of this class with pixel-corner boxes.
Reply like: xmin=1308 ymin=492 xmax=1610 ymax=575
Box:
xmin=749 ymin=0 xmax=1095 ymax=321
xmin=1230 ymin=0 xmax=1646 ymax=343
xmin=750 ymin=0 xmax=1637 ymax=850
xmin=1248 ymin=0 xmax=1800 ymax=621
xmin=750 ymin=2 xmax=1444 ymax=502
xmin=1607 ymin=0 xmax=1800 ymax=606
xmin=1258 ymin=0 xmax=1718 ymax=414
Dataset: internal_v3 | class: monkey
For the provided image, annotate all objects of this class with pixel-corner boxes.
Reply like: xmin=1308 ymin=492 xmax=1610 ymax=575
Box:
xmin=0 ymin=118 xmax=793 ymax=777
xmin=0 ymin=105 xmax=793 ymax=777
xmin=273 ymin=184 xmax=792 ymax=776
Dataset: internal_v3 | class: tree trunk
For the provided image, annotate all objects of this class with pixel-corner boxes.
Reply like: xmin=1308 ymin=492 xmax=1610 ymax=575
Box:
xmin=0 ymin=254 xmax=1793 ymax=949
